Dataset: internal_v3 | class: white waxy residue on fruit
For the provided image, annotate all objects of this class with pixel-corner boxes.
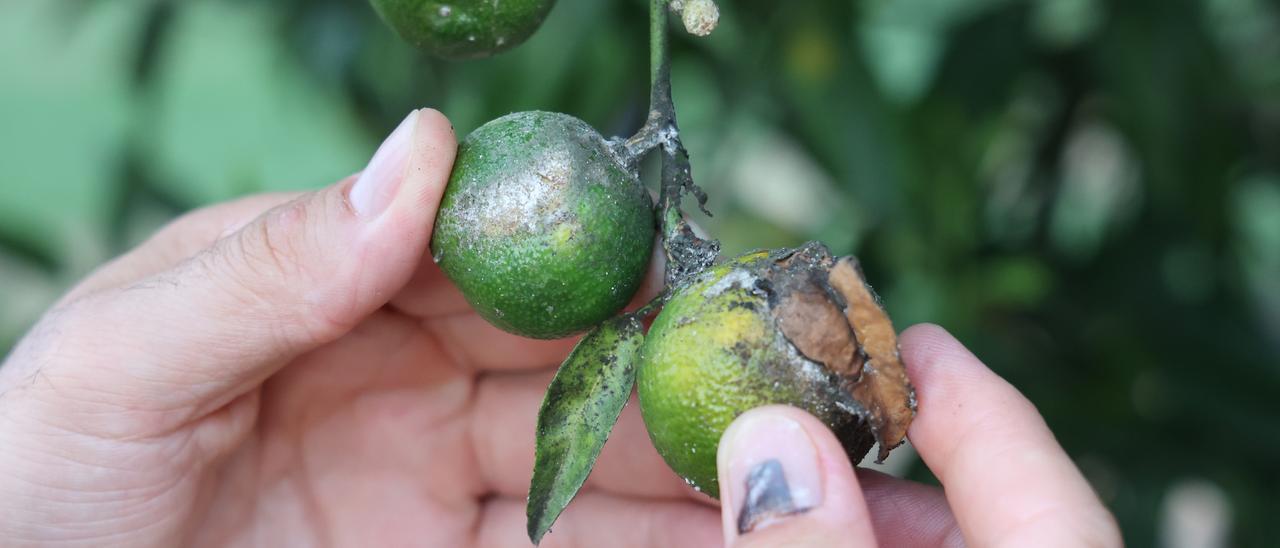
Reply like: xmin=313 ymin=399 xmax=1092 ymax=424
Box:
xmin=701 ymin=268 xmax=756 ymax=298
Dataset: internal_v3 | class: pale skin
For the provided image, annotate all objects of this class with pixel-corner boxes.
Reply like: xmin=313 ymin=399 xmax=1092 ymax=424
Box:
xmin=0 ymin=109 xmax=1122 ymax=547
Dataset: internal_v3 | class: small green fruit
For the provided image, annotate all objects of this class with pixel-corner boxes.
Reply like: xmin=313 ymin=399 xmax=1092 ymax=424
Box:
xmin=637 ymin=244 xmax=915 ymax=498
xmin=431 ymin=111 xmax=655 ymax=339
xmin=369 ymin=0 xmax=556 ymax=59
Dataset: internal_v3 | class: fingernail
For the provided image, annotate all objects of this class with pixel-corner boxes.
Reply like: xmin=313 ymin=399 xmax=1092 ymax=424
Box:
xmin=350 ymin=110 xmax=420 ymax=217
xmin=724 ymin=413 xmax=822 ymax=535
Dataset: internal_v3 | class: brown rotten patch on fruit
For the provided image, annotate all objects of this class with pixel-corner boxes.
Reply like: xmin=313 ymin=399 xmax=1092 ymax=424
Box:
xmin=638 ymin=243 xmax=918 ymax=497
xmin=773 ymin=258 xmax=863 ymax=376
xmin=827 ymin=257 xmax=917 ymax=461
xmin=766 ymin=243 xmax=917 ymax=463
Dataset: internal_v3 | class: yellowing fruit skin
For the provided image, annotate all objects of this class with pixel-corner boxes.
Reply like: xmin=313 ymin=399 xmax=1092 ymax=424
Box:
xmin=637 ymin=251 xmax=874 ymax=499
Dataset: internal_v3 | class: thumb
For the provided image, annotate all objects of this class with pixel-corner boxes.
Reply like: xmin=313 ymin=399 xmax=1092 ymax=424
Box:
xmin=41 ymin=109 xmax=456 ymax=416
xmin=718 ymin=405 xmax=880 ymax=548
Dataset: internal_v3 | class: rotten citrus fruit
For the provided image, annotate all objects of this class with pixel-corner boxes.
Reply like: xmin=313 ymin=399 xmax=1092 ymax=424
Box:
xmin=369 ymin=0 xmax=556 ymax=59
xmin=431 ymin=111 xmax=655 ymax=340
xmin=636 ymin=243 xmax=916 ymax=498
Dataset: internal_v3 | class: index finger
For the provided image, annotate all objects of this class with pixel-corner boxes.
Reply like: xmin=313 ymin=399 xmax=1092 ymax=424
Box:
xmin=900 ymin=324 xmax=1122 ymax=547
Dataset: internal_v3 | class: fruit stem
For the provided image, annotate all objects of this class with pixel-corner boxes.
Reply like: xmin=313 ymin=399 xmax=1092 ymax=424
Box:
xmin=650 ymin=0 xmax=668 ymax=91
xmin=633 ymin=290 xmax=672 ymax=319
xmin=635 ymin=0 xmax=720 ymax=287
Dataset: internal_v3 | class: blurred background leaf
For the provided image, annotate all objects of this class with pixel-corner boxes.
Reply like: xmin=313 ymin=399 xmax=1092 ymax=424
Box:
xmin=1 ymin=0 xmax=1278 ymax=545
xmin=142 ymin=0 xmax=370 ymax=203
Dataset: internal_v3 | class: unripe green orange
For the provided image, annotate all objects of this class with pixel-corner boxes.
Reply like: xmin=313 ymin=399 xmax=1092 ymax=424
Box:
xmin=431 ymin=111 xmax=654 ymax=339
xmin=369 ymin=0 xmax=556 ymax=59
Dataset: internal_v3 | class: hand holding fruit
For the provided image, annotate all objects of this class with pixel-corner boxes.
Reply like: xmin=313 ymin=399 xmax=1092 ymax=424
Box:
xmin=0 ymin=0 xmax=1119 ymax=545
xmin=0 ymin=109 xmax=1119 ymax=547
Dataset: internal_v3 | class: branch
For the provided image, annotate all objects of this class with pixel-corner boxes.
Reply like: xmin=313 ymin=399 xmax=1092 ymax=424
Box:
xmin=642 ymin=0 xmax=719 ymax=286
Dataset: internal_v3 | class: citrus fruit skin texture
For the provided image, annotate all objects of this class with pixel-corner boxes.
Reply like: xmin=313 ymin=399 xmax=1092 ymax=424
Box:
xmin=369 ymin=0 xmax=556 ymax=59
xmin=637 ymin=251 xmax=873 ymax=499
xmin=431 ymin=111 xmax=654 ymax=340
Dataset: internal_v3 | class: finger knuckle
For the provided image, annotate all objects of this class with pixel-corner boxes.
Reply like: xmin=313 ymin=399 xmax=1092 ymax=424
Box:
xmin=216 ymin=198 xmax=353 ymax=346
xmin=240 ymin=199 xmax=311 ymax=281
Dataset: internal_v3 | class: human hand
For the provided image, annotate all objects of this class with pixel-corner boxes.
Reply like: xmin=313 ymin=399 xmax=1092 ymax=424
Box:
xmin=0 ymin=109 xmax=720 ymax=547
xmin=0 ymin=107 xmax=1121 ymax=548
xmin=714 ymin=324 xmax=1124 ymax=547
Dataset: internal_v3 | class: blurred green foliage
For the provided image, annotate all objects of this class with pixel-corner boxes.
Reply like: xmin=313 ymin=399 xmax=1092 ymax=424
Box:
xmin=1 ymin=0 xmax=1278 ymax=544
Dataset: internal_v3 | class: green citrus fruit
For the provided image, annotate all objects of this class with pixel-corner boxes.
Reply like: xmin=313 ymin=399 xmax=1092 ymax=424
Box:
xmin=431 ymin=111 xmax=655 ymax=340
xmin=637 ymin=244 xmax=914 ymax=498
xmin=369 ymin=0 xmax=556 ymax=59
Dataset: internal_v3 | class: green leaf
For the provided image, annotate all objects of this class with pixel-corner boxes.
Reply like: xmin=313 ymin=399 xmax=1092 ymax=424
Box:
xmin=526 ymin=315 xmax=644 ymax=545
xmin=0 ymin=0 xmax=142 ymax=272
